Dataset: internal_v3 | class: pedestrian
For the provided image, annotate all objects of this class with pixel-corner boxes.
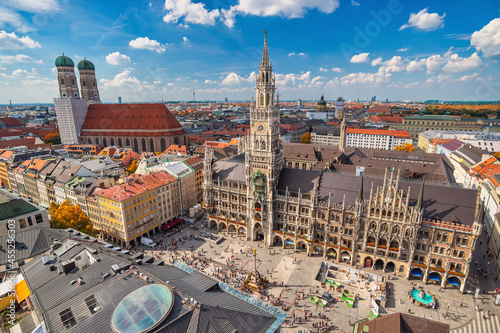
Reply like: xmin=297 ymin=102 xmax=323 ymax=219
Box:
xmin=348 ymin=319 xmax=351 ymax=326
xmin=475 ymin=305 xmax=478 ymax=312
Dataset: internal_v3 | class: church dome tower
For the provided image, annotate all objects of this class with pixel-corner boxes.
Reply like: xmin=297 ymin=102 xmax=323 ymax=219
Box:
xmin=317 ymin=95 xmax=327 ymax=111
xmin=55 ymin=53 xmax=80 ymax=99
xmin=78 ymin=58 xmax=101 ymax=103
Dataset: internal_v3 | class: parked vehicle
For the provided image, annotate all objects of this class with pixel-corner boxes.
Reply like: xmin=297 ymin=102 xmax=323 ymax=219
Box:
xmin=141 ymin=237 xmax=156 ymax=247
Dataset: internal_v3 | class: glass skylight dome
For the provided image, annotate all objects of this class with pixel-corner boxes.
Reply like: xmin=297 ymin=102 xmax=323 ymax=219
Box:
xmin=111 ymin=284 xmax=174 ymax=333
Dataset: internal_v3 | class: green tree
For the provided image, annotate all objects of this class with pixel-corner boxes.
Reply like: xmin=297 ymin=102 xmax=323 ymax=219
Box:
xmin=49 ymin=199 xmax=96 ymax=236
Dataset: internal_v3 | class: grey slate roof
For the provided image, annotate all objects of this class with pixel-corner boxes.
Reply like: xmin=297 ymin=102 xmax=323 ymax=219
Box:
xmin=277 ymin=168 xmax=320 ymax=193
xmin=0 ymin=227 xmax=68 ymax=266
xmin=212 ymin=160 xmax=245 ymax=183
xmin=317 ymin=172 xmax=477 ymax=225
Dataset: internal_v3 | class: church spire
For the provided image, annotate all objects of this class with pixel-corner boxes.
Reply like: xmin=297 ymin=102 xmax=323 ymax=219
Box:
xmin=357 ymin=174 xmax=364 ymax=203
xmin=416 ymin=177 xmax=425 ymax=211
xmin=261 ymin=30 xmax=270 ymax=67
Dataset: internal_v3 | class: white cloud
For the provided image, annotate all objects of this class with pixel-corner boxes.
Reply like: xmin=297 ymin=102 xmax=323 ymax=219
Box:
xmin=129 ymin=37 xmax=167 ymax=53
xmin=371 ymin=57 xmax=382 ymax=66
xmin=204 ymin=79 xmax=215 ymax=84
xmin=0 ymin=54 xmax=42 ymax=64
xmin=12 ymin=68 xmax=36 ymax=77
xmin=288 ymin=52 xmax=307 ymax=57
xmin=351 ymin=0 xmax=360 ymax=6
xmin=163 ymin=0 xmax=221 ymax=25
xmin=458 ymin=73 xmax=480 ymax=81
xmin=399 ymin=8 xmax=445 ymax=31
xmin=471 ymin=18 xmax=500 ymax=57
xmin=178 ymin=23 xmax=189 ymax=28
xmin=0 ymin=30 xmax=40 ymax=49
xmin=319 ymin=67 xmax=328 ymax=72
xmin=423 ymin=54 xmax=446 ymax=74
xmin=331 ymin=67 xmax=342 ymax=72
xmin=403 ymin=82 xmax=420 ymax=89
xmin=7 ymin=0 xmax=60 ymax=13
xmin=341 ymin=69 xmax=391 ymax=86
xmin=378 ymin=56 xmax=406 ymax=73
xmin=442 ymin=52 xmax=482 ymax=73
xmin=221 ymin=71 xmax=256 ymax=85
xmin=397 ymin=47 xmax=409 ymax=52
xmin=406 ymin=59 xmax=425 ymax=73
xmin=425 ymin=74 xmax=450 ymax=85
xmin=163 ymin=0 xmax=340 ymax=28
xmin=182 ymin=36 xmax=189 ymax=44
xmin=350 ymin=52 xmax=370 ymax=63
xmin=105 ymin=52 xmax=131 ymax=66
xmin=275 ymin=71 xmax=311 ymax=87
xmin=100 ymin=71 xmax=152 ymax=90
xmin=0 ymin=7 xmax=32 ymax=33
xmin=233 ymin=0 xmax=339 ymax=18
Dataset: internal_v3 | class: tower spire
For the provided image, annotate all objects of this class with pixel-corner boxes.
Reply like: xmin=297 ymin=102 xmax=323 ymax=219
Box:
xmin=261 ymin=30 xmax=270 ymax=67
xmin=357 ymin=174 xmax=364 ymax=203
xmin=416 ymin=177 xmax=425 ymax=211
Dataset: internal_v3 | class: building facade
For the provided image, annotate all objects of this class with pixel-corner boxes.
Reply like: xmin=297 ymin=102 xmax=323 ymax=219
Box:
xmin=203 ymin=32 xmax=481 ymax=292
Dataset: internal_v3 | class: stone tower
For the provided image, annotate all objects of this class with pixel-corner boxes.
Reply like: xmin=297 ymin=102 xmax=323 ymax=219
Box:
xmin=339 ymin=115 xmax=347 ymax=153
xmin=55 ymin=53 xmax=80 ymax=99
xmin=246 ymin=31 xmax=284 ymax=245
xmin=78 ymin=58 xmax=101 ymax=103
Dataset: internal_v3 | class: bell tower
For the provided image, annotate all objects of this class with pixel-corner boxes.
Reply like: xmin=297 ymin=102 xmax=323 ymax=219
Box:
xmin=246 ymin=31 xmax=283 ymax=245
xmin=55 ymin=53 xmax=80 ymax=99
xmin=78 ymin=58 xmax=101 ymax=103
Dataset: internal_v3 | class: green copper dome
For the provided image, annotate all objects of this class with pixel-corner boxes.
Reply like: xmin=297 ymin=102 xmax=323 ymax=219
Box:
xmin=318 ymin=95 xmax=327 ymax=106
xmin=78 ymin=58 xmax=95 ymax=71
xmin=55 ymin=54 xmax=74 ymax=67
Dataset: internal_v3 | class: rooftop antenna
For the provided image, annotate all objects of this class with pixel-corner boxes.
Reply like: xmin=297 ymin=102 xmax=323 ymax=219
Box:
xmin=193 ymin=89 xmax=195 ymax=102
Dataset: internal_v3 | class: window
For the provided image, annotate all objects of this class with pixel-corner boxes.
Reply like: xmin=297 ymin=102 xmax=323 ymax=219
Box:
xmin=85 ymin=295 xmax=100 ymax=314
xmin=60 ymin=308 xmax=77 ymax=329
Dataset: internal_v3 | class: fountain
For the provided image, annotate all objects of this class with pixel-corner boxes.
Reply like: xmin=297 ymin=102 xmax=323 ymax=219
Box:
xmin=411 ymin=289 xmax=434 ymax=305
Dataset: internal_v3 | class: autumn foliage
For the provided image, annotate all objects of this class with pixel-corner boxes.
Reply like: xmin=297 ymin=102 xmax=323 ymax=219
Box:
xmin=126 ymin=159 xmax=139 ymax=174
xmin=300 ymin=132 xmax=312 ymax=144
xmin=49 ymin=199 xmax=96 ymax=236
xmin=394 ymin=143 xmax=415 ymax=152
xmin=43 ymin=133 xmax=61 ymax=145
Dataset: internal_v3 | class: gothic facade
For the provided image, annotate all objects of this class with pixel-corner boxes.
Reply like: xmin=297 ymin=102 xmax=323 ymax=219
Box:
xmin=202 ymin=32 xmax=481 ymax=292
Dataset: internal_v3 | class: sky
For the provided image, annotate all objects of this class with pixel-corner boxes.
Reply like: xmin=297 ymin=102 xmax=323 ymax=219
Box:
xmin=0 ymin=0 xmax=499 ymax=104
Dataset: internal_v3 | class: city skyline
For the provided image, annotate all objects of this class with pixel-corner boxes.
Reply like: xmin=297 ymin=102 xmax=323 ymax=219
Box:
xmin=0 ymin=0 xmax=499 ymax=103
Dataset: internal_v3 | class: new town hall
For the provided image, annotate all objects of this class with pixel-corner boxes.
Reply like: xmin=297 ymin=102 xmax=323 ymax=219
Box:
xmin=203 ymin=32 xmax=481 ymax=292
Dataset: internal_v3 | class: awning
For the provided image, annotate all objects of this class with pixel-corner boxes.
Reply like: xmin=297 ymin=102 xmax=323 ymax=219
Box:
xmin=428 ymin=273 xmax=441 ymax=282
xmin=285 ymin=240 xmax=294 ymax=245
xmin=161 ymin=218 xmax=183 ymax=231
xmin=341 ymin=253 xmax=351 ymax=259
xmin=447 ymin=277 xmax=460 ymax=286
xmin=411 ymin=269 xmax=422 ymax=277
xmin=15 ymin=278 xmax=31 ymax=303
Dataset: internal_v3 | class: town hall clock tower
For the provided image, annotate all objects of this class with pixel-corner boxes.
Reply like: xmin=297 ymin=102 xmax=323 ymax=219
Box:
xmin=245 ymin=31 xmax=284 ymax=244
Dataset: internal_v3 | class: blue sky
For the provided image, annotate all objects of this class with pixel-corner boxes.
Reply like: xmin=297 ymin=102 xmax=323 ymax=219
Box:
xmin=0 ymin=0 xmax=499 ymax=103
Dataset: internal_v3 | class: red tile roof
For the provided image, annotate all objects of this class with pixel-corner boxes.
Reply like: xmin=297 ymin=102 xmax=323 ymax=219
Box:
xmin=164 ymin=144 xmax=188 ymax=154
xmin=0 ymin=137 xmax=51 ymax=150
xmin=0 ymin=117 xmax=23 ymax=127
xmin=346 ymin=128 xmax=412 ymax=139
xmin=81 ymin=103 xmax=186 ymax=137
xmin=96 ymin=171 xmax=176 ymax=201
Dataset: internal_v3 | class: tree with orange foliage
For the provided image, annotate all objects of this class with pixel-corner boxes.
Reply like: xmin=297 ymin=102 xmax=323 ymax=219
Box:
xmin=493 ymin=151 xmax=500 ymax=159
xmin=49 ymin=199 xmax=96 ymax=236
xmin=394 ymin=143 xmax=415 ymax=152
xmin=300 ymin=132 xmax=312 ymax=144
xmin=126 ymin=159 xmax=138 ymax=174
xmin=43 ymin=133 xmax=61 ymax=144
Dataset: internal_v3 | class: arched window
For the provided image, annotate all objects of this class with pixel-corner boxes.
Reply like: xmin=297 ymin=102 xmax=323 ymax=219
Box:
xmin=82 ymin=80 xmax=86 ymax=86
xmin=160 ymin=138 xmax=166 ymax=152
xmin=95 ymin=138 xmax=99 ymax=145
xmin=174 ymin=137 xmax=179 ymax=145
xmin=118 ymin=138 xmax=122 ymax=147
xmin=436 ymin=233 xmax=442 ymax=241
xmin=110 ymin=138 xmax=115 ymax=146
xmin=461 ymin=237 xmax=469 ymax=246
xmin=260 ymin=94 xmax=264 ymax=106
xmin=381 ymin=224 xmax=388 ymax=232
xmin=392 ymin=226 xmax=399 ymax=235
xmin=455 ymin=236 xmax=461 ymax=245
xmin=142 ymin=138 xmax=147 ymax=152
xmin=405 ymin=229 xmax=411 ymax=237
xmin=266 ymin=93 xmax=270 ymax=106
xmin=134 ymin=138 xmax=138 ymax=151
xmin=370 ymin=222 xmax=376 ymax=230
xmin=88 ymin=138 xmax=92 ymax=144
xmin=103 ymin=138 xmax=107 ymax=147
xmin=255 ymin=202 xmax=261 ymax=209
xmin=150 ymin=138 xmax=154 ymax=152
xmin=442 ymin=233 xmax=448 ymax=242
xmin=126 ymin=138 xmax=130 ymax=147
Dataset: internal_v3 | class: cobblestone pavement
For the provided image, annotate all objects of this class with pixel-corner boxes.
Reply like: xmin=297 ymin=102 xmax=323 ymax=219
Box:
xmin=124 ymin=222 xmax=500 ymax=333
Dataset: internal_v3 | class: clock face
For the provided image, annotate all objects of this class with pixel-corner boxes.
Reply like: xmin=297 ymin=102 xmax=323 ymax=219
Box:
xmin=257 ymin=125 xmax=264 ymax=132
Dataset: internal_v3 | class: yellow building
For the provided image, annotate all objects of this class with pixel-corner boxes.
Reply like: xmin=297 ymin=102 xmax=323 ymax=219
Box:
xmin=92 ymin=171 xmax=177 ymax=246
